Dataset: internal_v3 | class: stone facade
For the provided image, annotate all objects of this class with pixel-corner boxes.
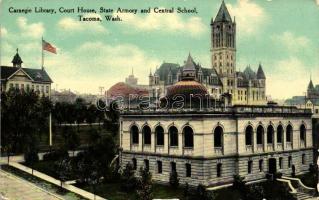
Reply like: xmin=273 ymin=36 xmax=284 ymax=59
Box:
xmin=119 ymin=106 xmax=314 ymax=186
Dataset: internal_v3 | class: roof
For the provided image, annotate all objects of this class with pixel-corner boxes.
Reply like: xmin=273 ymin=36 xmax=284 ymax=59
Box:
xmin=107 ymin=82 xmax=148 ymax=98
xmin=12 ymin=52 xmax=23 ymax=65
xmin=308 ymin=80 xmax=314 ymax=90
xmin=214 ymin=1 xmax=232 ymax=22
xmin=183 ymin=54 xmax=196 ymax=71
xmin=243 ymin=66 xmax=257 ymax=80
xmin=1 ymin=66 xmax=53 ymax=83
xmin=155 ymin=62 xmax=180 ymax=83
xmin=257 ymin=64 xmax=266 ymax=79
xmin=284 ymin=96 xmax=305 ymax=105
xmin=166 ymin=80 xmax=208 ymax=98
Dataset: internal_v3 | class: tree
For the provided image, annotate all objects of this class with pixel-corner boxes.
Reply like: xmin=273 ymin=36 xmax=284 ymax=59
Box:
xmin=74 ymin=98 xmax=87 ymax=132
xmin=121 ymin=162 xmax=137 ymax=192
xmin=136 ymin=167 xmax=153 ymax=200
xmin=246 ymin=184 xmax=265 ymax=200
xmin=193 ymin=184 xmax=215 ymax=200
xmin=86 ymin=104 xmax=97 ymax=125
xmin=65 ymin=128 xmax=80 ymax=156
xmin=56 ymin=158 xmax=72 ymax=188
xmin=169 ymin=170 xmax=179 ymax=189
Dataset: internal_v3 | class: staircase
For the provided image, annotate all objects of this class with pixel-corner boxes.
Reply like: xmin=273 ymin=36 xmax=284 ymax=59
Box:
xmin=277 ymin=176 xmax=317 ymax=200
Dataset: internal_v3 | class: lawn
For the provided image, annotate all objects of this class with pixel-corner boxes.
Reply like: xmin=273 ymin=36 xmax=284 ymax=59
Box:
xmin=77 ymin=182 xmax=184 ymax=200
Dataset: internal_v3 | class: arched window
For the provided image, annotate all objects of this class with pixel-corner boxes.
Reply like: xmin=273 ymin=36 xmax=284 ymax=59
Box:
xmin=183 ymin=126 xmax=194 ymax=148
xmin=131 ymin=125 xmax=139 ymax=144
xmin=214 ymin=126 xmax=223 ymax=148
xmin=257 ymin=125 xmax=264 ymax=145
xmin=286 ymin=124 xmax=293 ymax=142
xmin=132 ymin=158 xmax=137 ymax=170
xmin=245 ymin=125 xmax=253 ymax=146
xmin=267 ymin=125 xmax=274 ymax=144
xmin=300 ymin=124 xmax=306 ymax=142
xmin=143 ymin=125 xmax=151 ymax=145
xmin=217 ymin=163 xmax=222 ymax=177
xmin=277 ymin=125 xmax=283 ymax=144
xmin=169 ymin=126 xmax=178 ymax=147
xmin=155 ymin=126 xmax=164 ymax=146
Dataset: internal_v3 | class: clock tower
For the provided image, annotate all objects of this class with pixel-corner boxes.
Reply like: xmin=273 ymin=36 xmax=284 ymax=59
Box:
xmin=211 ymin=0 xmax=236 ymax=95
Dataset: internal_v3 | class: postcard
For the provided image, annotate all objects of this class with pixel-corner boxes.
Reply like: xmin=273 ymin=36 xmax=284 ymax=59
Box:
xmin=0 ymin=0 xmax=318 ymax=199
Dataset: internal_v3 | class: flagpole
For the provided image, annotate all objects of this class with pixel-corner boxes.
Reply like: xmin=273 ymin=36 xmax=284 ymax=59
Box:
xmin=41 ymin=36 xmax=44 ymax=70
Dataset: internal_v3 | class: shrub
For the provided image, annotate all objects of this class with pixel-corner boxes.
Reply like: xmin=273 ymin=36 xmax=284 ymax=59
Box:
xmin=169 ymin=171 xmax=180 ymax=189
xmin=120 ymin=163 xmax=138 ymax=192
xmin=136 ymin=167 xmax=153 ymax=200
xmin=24 ymin=150 xmax=39 ymax=166
xmin=43 ymin=149 xmax=69 ymax=161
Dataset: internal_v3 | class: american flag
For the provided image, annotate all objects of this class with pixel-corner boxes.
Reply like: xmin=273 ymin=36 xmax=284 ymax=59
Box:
xmin=42 ymin=39 xmax=57 ymax=54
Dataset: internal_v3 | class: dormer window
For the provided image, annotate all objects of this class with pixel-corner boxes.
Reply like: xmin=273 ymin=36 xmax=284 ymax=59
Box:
xmin=36 ymin=72 xmax=42 ymax=79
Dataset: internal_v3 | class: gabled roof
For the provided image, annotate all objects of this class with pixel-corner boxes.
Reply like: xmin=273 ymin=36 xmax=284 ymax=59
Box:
xmin=155 ymin=63 xmax=180 ymax=81
xmin=214 ymin=0 xmax=232 ymax=22
xmin=257 ymin=64 xmax=266 ymax=79
xmin=0 ymin=66 xmax=53 ymax=83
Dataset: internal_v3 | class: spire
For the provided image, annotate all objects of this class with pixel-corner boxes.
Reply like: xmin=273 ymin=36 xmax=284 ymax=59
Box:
xmin=131 ymin=67 xmax=134 ymax=75
xmin=184 ymin=53 xmax=196 ymax=71
xmin=12 ymin=48 xmax=23 ymax=67
xmin=257 ymin=63 xmax=266 ymax=79
xmin=308 ymin=78 xmax=314 ymax=90
xmin=149 ymin=68 xmax=152 ymax=76
xmin=214 ymin=0 xmax=232 ymax=22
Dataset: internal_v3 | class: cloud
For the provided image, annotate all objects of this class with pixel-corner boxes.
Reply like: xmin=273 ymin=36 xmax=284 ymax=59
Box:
xmin=42 ymin=42 xmax=159 ymax=93
xmin=16 ymin=17 xmax=44 ymax=38
xmin=266 ymin=57 xmax=318 ymax=99
xmin=58 ymin=14 xmax=107 ymax=33
xmin=272 ymin=31 xmax=309 ymax=53
xmin=117 ymin=11 xmax=206 ymax=37
xmin=227 ymin=0 xmax=267 ymax=36
xmin=1 ymin=27 xmax=8 ymax=37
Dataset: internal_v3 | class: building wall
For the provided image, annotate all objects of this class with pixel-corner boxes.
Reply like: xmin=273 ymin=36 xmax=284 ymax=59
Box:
xmin=120 ymin=112 xmax=314 ymax=186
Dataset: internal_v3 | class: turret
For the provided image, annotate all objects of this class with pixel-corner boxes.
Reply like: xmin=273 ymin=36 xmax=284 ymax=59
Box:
xmin=12 ymin=48 xmax=23 ymax=68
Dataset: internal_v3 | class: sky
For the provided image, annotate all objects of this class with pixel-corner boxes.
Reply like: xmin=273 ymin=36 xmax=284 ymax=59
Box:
xmin=0 ymin=0 xmax=318 ymax=99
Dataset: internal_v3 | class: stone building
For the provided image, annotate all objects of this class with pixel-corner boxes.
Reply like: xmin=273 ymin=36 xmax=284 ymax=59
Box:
xmin=119 ymin=1 xmax=315 ymax=187
xmin=149 ymin=1 xmax=266 ymax=106
xmin=0 ymin=50 xmax=53 ymax=97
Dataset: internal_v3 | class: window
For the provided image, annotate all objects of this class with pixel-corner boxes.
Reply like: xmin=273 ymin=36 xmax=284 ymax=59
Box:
xmin=36 ymin=85 xmax=39 ymax=91
xmin=46 ymin=86 xmax=49 ymax=93
xmin=41 ymin=85 xmax=44 ymax=93
xmin=286 ymin=125 xmax=292 ymax=142
xmin=217 ymin=163 xmax=222 ymax=177
xmin=302 ymin=154 xmax=306 ymax=165
xmin=186 ymin=163 xmax=191 ymax=177
xmin=169 ymin=126 xmax=178 ymax=147
xmin=300 ymin=124 xmax=306 ymax=143
xmin=248 ymin=161 xmax=253 ymax=174
xmin=259 ymin=159 xmax=263 ymax=172
xmin=15 ymin=83 xmax=19 ymax=89
xmin=277 ymin=125 xmax=283 ymax=144
xmin=288 ymin=156 xmax=292 ymax=168
xmin=144 ymin=159 xmax=149 ymax=172
xmin=143 ymin=125 xmax=151 ymax=145
xmin=9 ymin=83 xmax=13 ymax=88
xmin=171 ymin=162 xmax=176 ymax=173
xmin=32 ymin=85 xmax=34 ymax=90
xmin=21 ymin=84 xmax=24 ymax=90
xmin=183 ymin=126 xmax=194 ymax=148
xmin=155 ymin=126 xmax=164 ymax=146
xmin=132 ymin=158 xmax=137 ymax=170
xmin=245 ymin=125 xmax=253 ymax=146
xmin=26 ymin=84 xmax=30 ymax=91
xmin=267 ymin=125 xmax=274 ymax=144
xmin=257 ymin=125 xmax=264 ymax=145
xmin=279 ymin=157 xmax=283 ymax=169
xmin=214 ymin=126 xmax=223 ymax=148
xmin=157 ymin=161 xmax=162 ymax=174
xmin=131 ymin=125 xmax=139 ymax=144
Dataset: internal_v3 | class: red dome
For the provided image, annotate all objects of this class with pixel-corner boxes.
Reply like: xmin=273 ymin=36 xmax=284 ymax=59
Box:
xmin=107 ymin=82 xmax=148 ymax=98
xmin=166 ymin=80 xmax=208 ymax=98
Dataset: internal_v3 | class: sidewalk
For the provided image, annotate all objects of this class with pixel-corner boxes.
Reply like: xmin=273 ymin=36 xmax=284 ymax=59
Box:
xmin=0 ymin=169 xmax=63 ymax=200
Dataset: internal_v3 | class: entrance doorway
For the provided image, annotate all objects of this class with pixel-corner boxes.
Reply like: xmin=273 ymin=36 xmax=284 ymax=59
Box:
xmin=268 ymin=158 xmax=277 ymax=174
